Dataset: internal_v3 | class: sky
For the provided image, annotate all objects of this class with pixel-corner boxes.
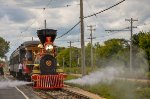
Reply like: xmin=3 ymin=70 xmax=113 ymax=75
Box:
xmin=0 ymin=0 xmax=150 ymax=58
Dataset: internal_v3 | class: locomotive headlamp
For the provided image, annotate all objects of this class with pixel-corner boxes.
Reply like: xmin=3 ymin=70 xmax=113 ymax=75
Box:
xmin=45 ymin=44 xmax=53 ymax=51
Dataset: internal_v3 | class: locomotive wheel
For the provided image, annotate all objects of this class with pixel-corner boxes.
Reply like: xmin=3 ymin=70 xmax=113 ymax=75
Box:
xmin=40 ymin=55 xmax=57 ymax=75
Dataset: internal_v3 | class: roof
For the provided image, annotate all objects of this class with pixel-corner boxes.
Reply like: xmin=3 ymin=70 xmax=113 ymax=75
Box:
xmin=10 ymin=41 xmax=40 ymax=58
xmin=19 ymin=41 xmax=40 ymax=49
xmin=21 ymin=41 xmax=40 ymax=46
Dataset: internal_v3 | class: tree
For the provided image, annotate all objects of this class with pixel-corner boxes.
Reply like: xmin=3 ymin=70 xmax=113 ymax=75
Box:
xmin=57 ymin=48 xmax=70 ymax=67
xmin=133 ymin=32 xmax=150 ymax=68
xmin=57 ymin=47 xmax=80 ymax=67
xmin=85 ymin=43 xmax=91 ymax=66
xmin=94 ymin=38 xmax=129 ymax=67
xmin=0 ymin=37 xmax=10 ymax=58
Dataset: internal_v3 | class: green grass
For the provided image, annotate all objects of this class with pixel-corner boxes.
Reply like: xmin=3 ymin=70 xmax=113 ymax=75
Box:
xmin=63 ymin=67 xmax=150 ymax=99
xmin=66 ymin=79 xmax=150 ymax=99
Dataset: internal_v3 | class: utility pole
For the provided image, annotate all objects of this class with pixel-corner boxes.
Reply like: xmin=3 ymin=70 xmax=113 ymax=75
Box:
xmin=76 ymin=49 xmax=80 ymax=67
xmin=44 ymin=20 xmax=47 ymax=35
xmin=87 ymin=25 xmax=96 ymax=69
xmin=68 ymin=41 xmax=74 ymax=73
xmin=44 ymin=20 xmax=46 ymax=29
xmin=32 ymin=37 xmax=33 ymax=41
xmin=63 ymin=57 xmax=65 ymax=70
xmin=80 ymin=0 xmax=85 ymax=76
xmin=125 ymin=18 xmax=138 ymax=72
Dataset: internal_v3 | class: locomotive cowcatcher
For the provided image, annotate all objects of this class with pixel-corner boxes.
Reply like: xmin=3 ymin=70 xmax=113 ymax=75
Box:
xmin=31 ymin=29 xmax=66 ymax=89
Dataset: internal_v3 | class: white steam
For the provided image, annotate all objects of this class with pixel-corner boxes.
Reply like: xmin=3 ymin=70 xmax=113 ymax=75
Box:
xmin=0 ymin=80 xmax=32 ymax=89
xmin=65 ymin=67 xmax=123 ymax=85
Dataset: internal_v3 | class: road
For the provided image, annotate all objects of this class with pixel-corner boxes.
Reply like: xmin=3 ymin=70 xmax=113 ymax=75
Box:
xmin=0 ymin=87 xmax=26 ymax=99
xmin=0 ymin=76 xmax=41 ymax=99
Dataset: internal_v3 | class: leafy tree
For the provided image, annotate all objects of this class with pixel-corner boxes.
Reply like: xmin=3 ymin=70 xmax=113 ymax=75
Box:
xmin=94 ymin=42 xmax=102 ymax=67
xmin=57 ymin=48 xmax=70 ymax=67
xmin=0 ymin=37 xmax=10 ymax=58
xmin=95 ymin=39 xmax=129 ymax=66
xmin=133 ymin=32 xmax=150 ymax=68
xmin=85 ymin=43 xmax=92 ymax=67
xmin=57 ymin=32 xmax=150 ymax=73
xmin=57 ymin=47 xmax=80 ymax=67
xmin=56 ymin=46 xmax=65 ymax=54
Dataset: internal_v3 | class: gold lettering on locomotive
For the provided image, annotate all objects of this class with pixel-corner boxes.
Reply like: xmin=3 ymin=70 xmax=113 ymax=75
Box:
xmin=46 ymin=60 xmax=52 ymax=66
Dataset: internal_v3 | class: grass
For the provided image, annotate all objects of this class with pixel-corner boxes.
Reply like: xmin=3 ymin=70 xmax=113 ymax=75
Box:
xmin=63 ymin=67 xmax=150 ymax=99
xmin=65 ymin=76 xmax=150 ymax=99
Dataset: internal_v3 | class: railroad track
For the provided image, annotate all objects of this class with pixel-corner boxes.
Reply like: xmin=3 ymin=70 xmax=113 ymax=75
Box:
xmin=4 ymin=75 xmax=95 ymax=99
xmin=38 ymin=88 xmax=91 ymax=99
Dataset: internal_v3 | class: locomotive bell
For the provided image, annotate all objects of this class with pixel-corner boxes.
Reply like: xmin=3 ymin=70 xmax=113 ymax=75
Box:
xmin=37 ymin=29 xmax=57 ymax=45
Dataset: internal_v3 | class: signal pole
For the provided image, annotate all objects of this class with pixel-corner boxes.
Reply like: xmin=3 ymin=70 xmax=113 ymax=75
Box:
xmin=125 ymin=18 xmax=138 ymax=72
xmin=80 ymin=0 xmax=86 ymax=76
xmin=87 ymin=25 xmax=96 ymax=69
xmin=68 ymin=41 xmax=74 ymax=73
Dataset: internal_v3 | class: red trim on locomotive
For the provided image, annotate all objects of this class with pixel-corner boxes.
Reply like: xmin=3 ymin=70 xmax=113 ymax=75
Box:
xmin=32 ymin=74 xmax=64 ymax=89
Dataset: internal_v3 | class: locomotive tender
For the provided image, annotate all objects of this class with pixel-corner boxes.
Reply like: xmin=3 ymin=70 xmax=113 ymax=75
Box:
xmin=9 ymin=29 xmax=66 ymax=89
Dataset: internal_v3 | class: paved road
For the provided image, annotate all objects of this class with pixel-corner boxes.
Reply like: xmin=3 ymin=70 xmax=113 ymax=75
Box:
xmin=0 ymin=76 xmax=41 ymax=99
xmin=0 ymin=87 xmax=26 ymax=99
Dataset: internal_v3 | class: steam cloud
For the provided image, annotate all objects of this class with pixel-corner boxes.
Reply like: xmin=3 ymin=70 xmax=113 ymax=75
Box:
xmin=65 ymin=67 xmax=123 ymax=85
xmin=0 ymin=80 xmax=32 ymax=89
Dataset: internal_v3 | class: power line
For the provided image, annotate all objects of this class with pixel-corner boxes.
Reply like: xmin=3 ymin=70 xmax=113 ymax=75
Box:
xmin=20 ymin=0 xmax=53 ymax=34
xmin=56 ymin=21 xmax=80 ymax=39
xmin=85 ymin=0 xmax=97 ymax=18
xmin=84 ymin=0 xmax=106 ymax=33
xmin=105 ymin=26 xmax=130 ymax=32
xmin=55 ymin=0 xmax=126 ymax=40
xmin=56 ymin=0 xmax=126 ymax=77
xmin=137 ymin=22 xmax=150 ymax=27
xmin=84 ymin=0 xmax=125 ymax=19
xmin=48 ymin=3 xmax=79 ymax=8
xmin=11 ymin=0 xmax=53 ymax=52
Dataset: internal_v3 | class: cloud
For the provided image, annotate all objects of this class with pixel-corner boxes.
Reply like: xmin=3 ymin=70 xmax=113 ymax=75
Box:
xmin=5 ymin=7 xmax=34 ymax=23
xmin=0 ymin=5 xmax=35 ymax=23
xmin=0 ymin=0 xmax=149 ymax=58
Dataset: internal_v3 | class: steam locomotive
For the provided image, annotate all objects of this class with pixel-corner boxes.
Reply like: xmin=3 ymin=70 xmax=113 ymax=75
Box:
xmin=9 ymin=29 xmax=66 ymax=89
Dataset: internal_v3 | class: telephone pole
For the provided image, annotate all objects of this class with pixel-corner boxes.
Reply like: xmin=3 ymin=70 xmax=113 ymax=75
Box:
xmin=32 ymin=37 xmax=34 ymax=41
xmin=44 ymin=20 xmax=46 ymax=29
xmin=80 ymin=0 xmax=85 ymax=76
xmin=125 ymin=18 xmax=138 ymax=72
xmin=68 ymin=41 xmax=74 ymax=72
xmin=63 ymin=57 xmax=65 ymax=70
xmin=87 ymin=25 xmax=96 ymax=69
